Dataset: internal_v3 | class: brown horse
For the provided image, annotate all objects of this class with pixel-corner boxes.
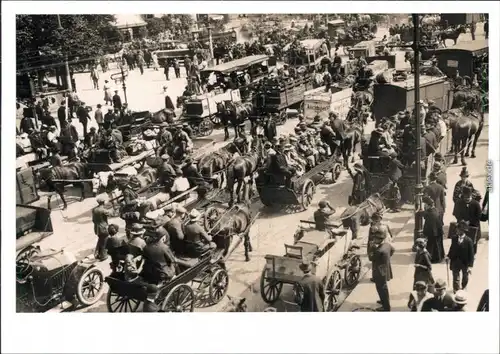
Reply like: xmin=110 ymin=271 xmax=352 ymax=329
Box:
xmin=452 ymin=89 xmax=482 ymax=112
xmin=438 ymin=25 xmax=466 ymax=47
xmin=445 ymin=109 xmax=483 ymax=165
xmin=198 ymin=148 xmax=234 ymax=189
xmin=225 ymin=137 xmax=264 ymax=207
xmin=343 ymin=122 xmax=364 ymax=163
xmin=340 ymin=192 xmax=386 ymax=240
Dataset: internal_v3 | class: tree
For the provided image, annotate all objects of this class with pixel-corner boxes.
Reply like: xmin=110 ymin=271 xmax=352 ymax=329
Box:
xmin=16 ymin=14 xmax=119 ymax=71
xmin=146 ymin=17 xmax=166 ymax=38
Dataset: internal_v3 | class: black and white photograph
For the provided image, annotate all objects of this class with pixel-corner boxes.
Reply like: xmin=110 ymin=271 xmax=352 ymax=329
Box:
xmin=2 ymin=2 xmax=499 ymax=354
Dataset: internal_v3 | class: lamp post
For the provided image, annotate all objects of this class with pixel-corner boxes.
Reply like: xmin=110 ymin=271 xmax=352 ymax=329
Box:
xmin=56 ymin=14 xmax=72 ymax=93
xmin=120 ymin=64 xmax=128 ymax=105
xmin=412 ymin=14 xmax=424 ymax=242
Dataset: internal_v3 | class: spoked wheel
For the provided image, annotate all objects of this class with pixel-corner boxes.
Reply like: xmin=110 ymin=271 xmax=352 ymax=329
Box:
xmin=343 ymin=46 xmax=351 ymax=56
xmin=331 ymin=163 xmax=342 ymax=184
xmin=260 ymin=268 xmax=283 ymax=304
xmin=161 ymin=284 xmax=195 ymax=312
xmin=293 ymin=283 xmax=304 ymax=306
xmin=77 ymin=267 xmax=105 ymax=306
xmin=300 ymin=179 xmax=315 ymax=210
xmin=209 ymin=268 xmax=229 ymax=304
xmin=106 ymin=291 xmax=141 ymax=312
xmin=324 ymin=268 xmax=343 ymax=311
xmin=204 ymin=206 xmax=222 ymax=231
xmin=198 ymin=119 xmax=214 ymax=136
xmin=16 ymin=246 xmax=39 ymax=281
xmin=344 ymin=255 xmax=362 ymax=288
xmin=210 ymin=114 xmax=222 ymax=125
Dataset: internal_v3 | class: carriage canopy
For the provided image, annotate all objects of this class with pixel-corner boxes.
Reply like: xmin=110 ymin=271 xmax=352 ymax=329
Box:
xmin=432 ymin=40 xmax=488 ymax=77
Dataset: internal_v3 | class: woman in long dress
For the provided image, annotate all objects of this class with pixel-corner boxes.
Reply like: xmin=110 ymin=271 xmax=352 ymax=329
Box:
xmin=420 ymin=197 xmax=445 ymax=263
xmin=413 ymin=238 xmax=433 ymax=288
xmin=103 ymin=80 xmax=112 ymax=106
xmin=151 ymin=53 xmax=159 ymax=71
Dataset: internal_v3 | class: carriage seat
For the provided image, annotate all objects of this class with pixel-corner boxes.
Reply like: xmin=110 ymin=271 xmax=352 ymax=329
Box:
xmin=174 ymin=249 xmax=212 ymax=272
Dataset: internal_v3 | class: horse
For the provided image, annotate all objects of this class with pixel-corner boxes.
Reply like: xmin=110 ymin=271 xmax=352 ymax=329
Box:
xmin=445 ymin=108 xmax=483 ymax=165
xmin=343 ymin=122 xmax=364 ymax=163
xmin=225 ymin=137 xmax=264 ymax=207
xmin=438 ymin=25 xmax=466 ymax=47
xmin=340 ymin=192 xmax=387 ymax=240
xmin=216 ymin=101 xmax=240 ymax=138
xmin=197 ymin=147 xmax=234 ymax=189
xmin=40 ymin=162 xmax=93 ymax=210
xmin=204 ymin=203 xmax=253 ymax=261
xmin=452 ymin=89 xmax=482 ymax=112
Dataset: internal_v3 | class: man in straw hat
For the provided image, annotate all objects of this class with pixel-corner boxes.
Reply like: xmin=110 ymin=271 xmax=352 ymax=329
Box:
xmin=452 ymin=290 xmax=468 ymax=311
xmin=421 ymin=278 xmax=455 ymax=312
xmin=452 ymin=186 xmax=482 ymax=254
xmin=184 ymin=209 xmax=215 ymax=257
xmin=347 ymin=161 xmax=371 ymax=206
xmin=92 ymin=195 xmax=111 ymax=261
xmin=165 ymin=205 xmax=187 ymax=254
xmin=142 ymin=227 xmax=176 ymax=284
xmin=446 ymin=220 xmax=475 ymax=292
xmin=297 ymin=260 xmax=325 ymax=312
xmin=128 ymin=223 xmax=147 ymax=252
xmin=369 ymin=227 xmax=395 ymax=311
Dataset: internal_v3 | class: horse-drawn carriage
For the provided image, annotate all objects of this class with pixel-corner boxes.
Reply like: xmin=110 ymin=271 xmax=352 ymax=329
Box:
xmin=253 ymin=76 xmax=313 ymax=125
xmin=16 ymin=245 xmax=105 ymax=312
xmin=256 ymin=156 xmax=343 ymax=210
xmin=260 ymin=219 xmax=362 ymax=311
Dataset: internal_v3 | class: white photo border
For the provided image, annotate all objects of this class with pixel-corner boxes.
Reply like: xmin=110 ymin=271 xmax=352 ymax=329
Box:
xmin=2 ymin=2 xmax=499 ymax=353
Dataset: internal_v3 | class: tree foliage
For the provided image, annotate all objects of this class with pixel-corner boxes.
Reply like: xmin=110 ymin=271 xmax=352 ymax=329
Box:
xmin=16 ymin=14 xmax=120 ymax=71
xmin=145 ymin=17 xmax=166 ymax=38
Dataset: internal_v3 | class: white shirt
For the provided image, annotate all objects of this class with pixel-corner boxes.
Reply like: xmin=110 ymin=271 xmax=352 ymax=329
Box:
xmin=171 ymin=177 xmax=190 ymax=193
xmin=438 ymin=119 xmax=447 ymax=138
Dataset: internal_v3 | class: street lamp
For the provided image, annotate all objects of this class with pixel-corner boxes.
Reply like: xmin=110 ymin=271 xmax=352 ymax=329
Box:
xmin=56 ymin=14 xmax=73 ymax=93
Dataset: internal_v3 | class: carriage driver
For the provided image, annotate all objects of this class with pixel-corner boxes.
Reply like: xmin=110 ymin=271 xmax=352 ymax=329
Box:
xmin=313 ymin=200 xmax=336 ymax=231
xmin=183 ymin=209 xmax=217 ymax=258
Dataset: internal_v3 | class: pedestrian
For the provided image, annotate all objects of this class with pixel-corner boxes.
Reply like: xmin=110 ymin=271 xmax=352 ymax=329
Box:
xmin=90 ymin=67 xmax=100 ymax=89
xmin=431 ymin=160 xmax=447 ymax=189
xmin=151 ymin=52 xmax=159 ymax=71
xmin=112 ymin=90 xmax=122 ymax=110
xmin=407 ymin=280 xmax=433 ymax=312
xmin=347 ymin=162 xmax=371 ymax=207
xmin=70 ymin=69 xmax=77 ymax=92
xmin=94 ymin=103 xmax=104 ymax=131
xmin=452 ymin=290 xmax=468 ymax=311
xmin=369 ymin=227 xmax=395 ymax=311
xmin=173 ymin=59 xmax=181 ymax=79
xmin=164 ymin=61 xmax=170 ymax=81
xmin=421 ymin=278 xmax=455 ymax=311
xmin=103 ymin=80 xmax=112 ymax=106
xmin=184 ymin=55 xmax=192 ymax=77
xmin=413 ymin=238 xmax=434 ymax=289
xmin=424 ymin=172 xmax=446 ymax=222
xmin=313 ymin=200 xmax=336 ymax=231
xmin=452 ymin=186 xmax=482 ymax=253
xmin=163 ymin=86 xmax=175 ymax=112
xmin=92 ymin=196 xmax=111 ymax=261
xmin=103 ymin=108 xmax=115 ymax=130
xmin=446 ymin=220 xmax=475 ymax=292
xmin=452 ymin=167 xmax=475 ymax=204
xmin=420 ymin=197 xmax=445 ymax=263
xmin=76 ymin=101 xmax=91 ymax=136
xmin=297 ymin=260 xmax=325 ymax=312
xmin=57 ymin=100 xmax=67 ymax=128
xmin=138 ymin=56 xmax=145 ymax=75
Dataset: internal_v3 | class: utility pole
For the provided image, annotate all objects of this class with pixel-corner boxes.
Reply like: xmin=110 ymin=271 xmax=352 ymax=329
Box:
xmin=412 ymin=13 xmax=423 ymax=242
xmin=56 ymin=14 xmax=73 ymax=93
xmin=120 ymin=65 xmax=128 ymax=104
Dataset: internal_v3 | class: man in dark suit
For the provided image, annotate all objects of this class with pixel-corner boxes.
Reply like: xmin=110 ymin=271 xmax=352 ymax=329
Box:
xmin=446 ymin=221 xmax=475 ymax=292
xmin=432 ymin=160 xmax=447 ymax=189
xmin=112 ymin=90 xmax=122 ymax=110
xmin=76 ymin=101 xmax=91 ymax=137
xmin=298 ymin=260 xmax=325 ymax=312
xmin=424 ymin=172 xmax=446 ymax=222
xmin=92 ymin=196 xmax=111 ymax=261
xmin=453 ymin=186 xmax=482 ymax=253
xmin=421 ymin=279 xmax=455 ymax=311
xmin=369 ymin=228 xmax=395 ymax=311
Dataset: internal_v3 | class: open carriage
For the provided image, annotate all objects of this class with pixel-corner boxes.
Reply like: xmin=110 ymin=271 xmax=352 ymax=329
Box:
xmin=256 ymin=156 xmax=343 ymax=210
xmin=260 ymin=220 xmax=362 ymax=311
xmin=16 ymin=246 xmax=105 ymax=312
xmin=105 ymin=248 xmax=228 ymax=312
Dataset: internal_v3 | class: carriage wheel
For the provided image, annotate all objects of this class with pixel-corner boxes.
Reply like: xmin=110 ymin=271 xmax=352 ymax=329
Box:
xmin=210 ymin=115 xmax=222 ymax=126
xmin=324 ymin=268 xmax=343 ymax=311
xmin=293 ymin=283 xmax=304 ymax=305
xmin=343 ymin=46 xmax=351 ymax=56
xmin=76 ymin=267 xmax=105 ymax=306
xmin=161 ymin=284 xmax=195 ymax=312
xmin=344 ymin=255 xmax=362 ymax=288
xmin=199 ymin=119 xmax=214 ymax=137
xmin=260 ymin=268 xmax=283 ymax=304
xmin=300 ymin=179 xmax=315 ymax=210
xmin=209 ymin=268 xmax=229 ymax=304
xmin=106 ymin=291 xmax=141 ymax=312
xmin=16 ymin=246 xmax=40 ymax=281
xmin=203 ymin=206 xmax=222 ymax=231
xmin=331 ymin=163 xmax=342 ymax=183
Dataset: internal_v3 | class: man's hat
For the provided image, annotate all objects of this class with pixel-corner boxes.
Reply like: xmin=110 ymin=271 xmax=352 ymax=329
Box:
xmin=462 ymin=186 xmax=472 ymax=197
xmin=184 ymin=158 xmax=192 ymax=165
xmin=397 ymin=111 xmax=405 ymax=118
xmin=299 ymin=122 xmax=306 ymax=127
xmin=289 ymin=135 xmax=298 ymax=143
xmin=428 ymin=172 xmax=437 ymax=181
xmin=283 ymin=143 xmax=293 ymax=151
xmin=434 ymin=152 xmax=443 ymax=161
xmin=415 ymin=238 xmax=427 ymax=247
xmin=457 ymin=220 xmax=469 ymax=231
xmin=96 ymin=195 xmax=107 ymax=204
xmin=299 ymin=260 xmax=312 ymax=273
xmin=161 ymin=154 xmax=170 ymax=160
xmin=130 ymin=223 xmax=145 ymax=236
xmin=372 ymin=228 xmax=387 ymax=240
xmin=453 ymin=290 xmax=468 ymax=305
xmin=188 ymin=209 xmax=202 ymax=221
xmin=318 ymin=200 xmax=328 ymax=209
xmin=372 ymin=211 xmax=383 ymax=220
xmin=434 ymin=279 xmax=446 ymax=290
xmin=353 ymin=161 xmax=364 ymax=171
xmin=114 ymin=90 xmax=119 ymax=93
xmin=432 ymin=161 xmax=441 ymax=169
xmin=459 ymin=167 xmax=469 ymax=177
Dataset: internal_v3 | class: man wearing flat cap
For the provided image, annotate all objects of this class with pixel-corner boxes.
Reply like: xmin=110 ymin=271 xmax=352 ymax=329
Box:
xmin=369 ymin=226 xmax=395 ymax=311
xmin=92 ymin=196 xmax=111 ymax=261
xmin=297 ymin=260 xmax=325 ymax=312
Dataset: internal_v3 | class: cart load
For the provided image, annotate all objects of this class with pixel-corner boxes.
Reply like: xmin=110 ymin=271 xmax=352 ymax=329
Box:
xmin=260 ymin=219 xmax=362 ymax=311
